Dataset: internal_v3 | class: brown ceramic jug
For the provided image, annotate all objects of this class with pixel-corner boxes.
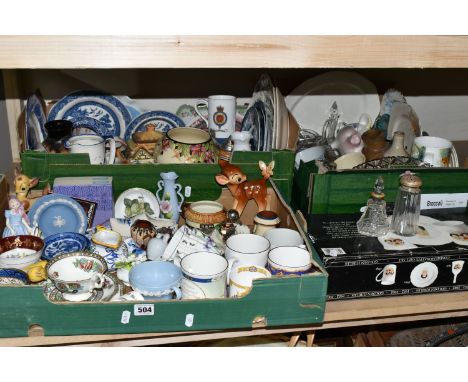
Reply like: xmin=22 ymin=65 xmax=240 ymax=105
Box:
xmin=362 ymin=129 xmax=387 ymax=161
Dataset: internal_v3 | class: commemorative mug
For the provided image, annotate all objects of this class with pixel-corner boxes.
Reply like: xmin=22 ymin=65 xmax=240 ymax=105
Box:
xmin=228 ymin=264 xmax=271 ymax=298
xmin=224 ymin=234 xmax=270 ymax=279
xmin=195 ymin=95 xmax=236 ymax=140
xmin=267 ymin=246 xmax=312 ymax=276
xmin=64 ymin=134 xmax=116 ymax=165
xmin=180 ymin=251 xmax=228 ymax=299
xmin=411 ymin=136 xmax=452 ymax=167
xmin=375 ymin=264 xmax=397 ymax=285
xmin=264 ymin=228 xmax=304 ymax=249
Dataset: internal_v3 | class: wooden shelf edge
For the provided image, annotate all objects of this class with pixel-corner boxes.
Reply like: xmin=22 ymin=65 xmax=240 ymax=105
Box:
xmin=2 ymin=35 xmax=468 ymax=69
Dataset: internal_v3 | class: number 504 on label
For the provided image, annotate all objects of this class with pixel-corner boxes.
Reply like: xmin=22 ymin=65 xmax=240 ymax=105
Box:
xmin=134 ymin=304 xmax=155 ymax=316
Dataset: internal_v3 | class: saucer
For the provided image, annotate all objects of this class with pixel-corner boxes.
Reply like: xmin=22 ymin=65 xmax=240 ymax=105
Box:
xmin=101 ymin=273 xmax=124 ymax=301
xmin=449 ymin=231 xmax=468 ymax=246
xmin=410 ymin=262 xmax=438 ymax=288
xmin=48 ymin=286 xmax=104 ymax=302
xmin=405 ymin=223 xmax=452 ymax=246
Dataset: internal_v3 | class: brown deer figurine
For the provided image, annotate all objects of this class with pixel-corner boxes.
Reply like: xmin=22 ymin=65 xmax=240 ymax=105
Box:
xmin=215 ymin=159 xmax=275 ymax=215
xmin=14 ymin=168 xmax=51 ymax=212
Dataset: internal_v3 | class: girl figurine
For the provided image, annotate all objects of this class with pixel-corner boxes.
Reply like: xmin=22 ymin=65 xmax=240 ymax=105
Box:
xmin=3 ymin=196 xmax=33 ymax=238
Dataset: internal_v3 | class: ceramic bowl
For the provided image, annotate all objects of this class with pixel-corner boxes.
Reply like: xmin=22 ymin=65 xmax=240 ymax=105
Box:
xmin=129 ymin=260 xmax=182 ymax=299
xmin=0 ymin=268 xmax=29 ymax=286
xmin=184 ymin=201 xmax=226 ymax=228
xmin=0 ymin=235 xmax=44 ymax=270
xmin=154 ymin=127 xmax=218 ymax=164
xmin=42 ymin=232 xmax=90 ymax=261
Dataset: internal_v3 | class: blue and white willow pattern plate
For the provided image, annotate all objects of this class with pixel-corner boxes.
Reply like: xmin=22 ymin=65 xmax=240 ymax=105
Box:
xmin=42 ymin=232 xmax=90 ymax=261
xmin=25 ymin=93 xmax=46 ymax=150
xmin=47 ymin=90 xmax=132 ymax=139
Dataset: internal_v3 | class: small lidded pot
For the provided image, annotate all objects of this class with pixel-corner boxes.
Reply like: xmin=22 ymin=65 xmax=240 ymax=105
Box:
xmin=390 ymin=171 xmax=423 ymax=236
xmin=130 ymin=220 xmax=157 ymax=250
xmin=253 ymin=210 xmax=280 ymax=236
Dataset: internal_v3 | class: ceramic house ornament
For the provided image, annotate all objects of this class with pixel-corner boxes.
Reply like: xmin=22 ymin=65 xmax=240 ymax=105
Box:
xmin=215 ymin=159 xmax=274 ymax=215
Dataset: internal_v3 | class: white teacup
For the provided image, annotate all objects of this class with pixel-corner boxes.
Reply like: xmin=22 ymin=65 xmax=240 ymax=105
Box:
xmin=229 ymin=265 xmax=271 ymax=298
xmin=64 ymin=134 xmax=116 ymax=165
xmin=267 ymin=246 xmax=312 ymax=276
xmin=375 ymin=264 xmax=397 ymax=286
xmin=225 ymin=234 xmax=270 ymax=277
xmin=295 ymin=146 xmax=325 ymax=169
xmin=180 ymin=251 xmax=228 ymax=299
xmin=411 ymin=136 xmax=452 ymax=167
xmin=264 ymin=228 xmax=304 ymax=249
xmin=195 ymin=95 xmax=236 ymax=140
xmin=46 ymin=252 xmax=107 ymax=301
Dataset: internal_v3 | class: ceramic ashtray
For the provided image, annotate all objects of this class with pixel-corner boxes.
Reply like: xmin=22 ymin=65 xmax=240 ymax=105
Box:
xmin=184 ymin=201 xmax=226 ymax=228
xmin=91 ymin=226 xmax=122 ymax=249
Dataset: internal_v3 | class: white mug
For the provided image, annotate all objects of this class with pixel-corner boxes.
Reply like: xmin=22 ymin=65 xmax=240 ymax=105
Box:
xmin=264 ymin=228 xmax=304 ymax=249
xmin=180 ymin=251 xmax=228 ymax=299
xmin=225 ymin=234 xmax=270 ymax=279
xmin=195 ymin=95 xmax=236 ymax=140
xmin=411 ymin=136 xmax=452 ymax=167
xmin=229 ymin=265 xmax=271 ymax=298
xmin=65 ymin=134 xmax=116 ymax=165
xmin=375 ymin=264 xmax=397 ymax=285
xmin=267 ymin=246 xmax=312 ymax=276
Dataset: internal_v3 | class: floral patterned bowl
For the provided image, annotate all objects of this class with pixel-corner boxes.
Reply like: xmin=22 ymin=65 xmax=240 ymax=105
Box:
xmin=0 ymin=235 xmax=44 ymax=270
xmin=154 ymin=127 xmax=218 ymax=164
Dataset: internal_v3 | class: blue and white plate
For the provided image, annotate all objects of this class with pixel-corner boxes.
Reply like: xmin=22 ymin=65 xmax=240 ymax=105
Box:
xmin=25 ymin=93 xmax=46 ymax=150
xmin=241 ymin=101 xmax=265 ymax=151
xmin=124 ymin=111 xmax=184 ymax=141
xmin=28 ymin=194 xmax=88 ymax=237
xmin=47 ymin=90 xmax=132 ymax=139
xmin=42 ymin=232 xmax=90 ymax=261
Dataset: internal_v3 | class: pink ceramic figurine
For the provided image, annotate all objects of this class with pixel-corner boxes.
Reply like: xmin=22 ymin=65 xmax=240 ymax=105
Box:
xmin=215 ymin=160 xmax=274 ymax=216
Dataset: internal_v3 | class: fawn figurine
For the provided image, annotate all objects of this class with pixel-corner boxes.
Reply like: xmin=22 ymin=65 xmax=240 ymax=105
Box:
xmin=215 ymin=159 xmax=275 ymax=215
xmin=14 ymin=168 xmax=51 ymax=212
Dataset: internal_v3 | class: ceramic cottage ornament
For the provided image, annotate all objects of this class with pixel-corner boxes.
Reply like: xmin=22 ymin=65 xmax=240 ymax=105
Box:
xmin=215 ymin=159 xmax=274 ymax=216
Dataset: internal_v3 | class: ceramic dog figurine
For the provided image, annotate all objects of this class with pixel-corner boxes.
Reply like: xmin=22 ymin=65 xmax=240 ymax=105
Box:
xmin=215 ymin=159 xmax=274 ymax=215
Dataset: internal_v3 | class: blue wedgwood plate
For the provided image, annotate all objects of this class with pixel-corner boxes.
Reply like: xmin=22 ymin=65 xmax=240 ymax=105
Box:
xmin=124 ymin=111 xmax=185 ymax=141
xmin=42 ymin=232 xmax=90 ymax=260
xmin=47 ymin=90 xmax=132 ymax=139
xmin=25 ymin=93 xmax=46 ymax=150
xmin=28 ymin=194 xmax=88 ymax=237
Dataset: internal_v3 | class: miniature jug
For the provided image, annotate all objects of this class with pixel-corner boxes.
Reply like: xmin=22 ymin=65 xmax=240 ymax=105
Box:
xmin=146 ymin=233 xmax=171 ymax=261
xmin=156 ymin=172 xmax=185 ymax=223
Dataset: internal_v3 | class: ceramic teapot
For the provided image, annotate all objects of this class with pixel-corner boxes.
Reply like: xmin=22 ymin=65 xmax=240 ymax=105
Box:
xmin=146 ymin=233 xmax=171 ymax=261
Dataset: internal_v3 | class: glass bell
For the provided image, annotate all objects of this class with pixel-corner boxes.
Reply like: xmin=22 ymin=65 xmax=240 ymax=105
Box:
xmin=391 ymin=171 xmax=422 ymax=236
xmin=357 ymin=176 xmax=390 ymax=237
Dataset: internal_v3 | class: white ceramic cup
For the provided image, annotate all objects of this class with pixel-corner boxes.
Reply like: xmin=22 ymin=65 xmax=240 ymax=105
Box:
xmin=263 ymin=228 xmax=304 ymax=249
xmin=195 ymin=95 xmax=236 ymax=140
xmin=375 ymin=264 xmax=397 ymax=286
xmin=294 ymin=146 xmax=325 ymax=169
xmin=225 ymin=234 xmax=270 ymax=279
xmin=411 ymin=136 xmax=452 ymax=167
xmin=229 ymin=265 xmax=271 ymax=298
xmin=64 ymin=134 xmax=116 ymax=165
xmin=180 ymin=251 xmax=228 ymax=299
xmin=267 ymin=246 xmax=312 ymax=276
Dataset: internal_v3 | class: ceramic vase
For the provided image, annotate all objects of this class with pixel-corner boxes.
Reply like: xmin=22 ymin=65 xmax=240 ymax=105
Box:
xmin=385 ymin=131 xmax=409 ymax=157
xmin=156 ymin=172 xmax=185 ymax=224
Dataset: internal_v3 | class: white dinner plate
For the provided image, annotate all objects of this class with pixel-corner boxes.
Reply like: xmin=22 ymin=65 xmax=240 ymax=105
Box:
xmin=285 ymin=71 xmax=380 ymax=133
xmin=410 ymin=262 xmax=439 ymax=288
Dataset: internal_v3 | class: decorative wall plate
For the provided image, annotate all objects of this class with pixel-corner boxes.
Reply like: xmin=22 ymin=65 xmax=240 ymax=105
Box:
xmin=124 ymin=111 xmax=184 ymax=141
xmin=28 ymin=194 xmax=88 ymax=237
xmin=25 ymin=93 xmax=46 ymax=150
xmin=286 ymin=71 xmax=380 ymax=133
xmin=47 ymin=90 xmax=131 ymax=139
xmin=42 ymin=232 xmax=90 ymax=261
xmin=410 ymin=262 xmax=438 ymax=288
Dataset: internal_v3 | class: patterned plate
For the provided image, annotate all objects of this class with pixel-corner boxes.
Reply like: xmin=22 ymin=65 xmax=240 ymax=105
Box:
xmin=241 ymin=101 xmax=265 ymax=151
xmin=42 ymin=232 xmax=90 ymax=261
xmin=28 ymin=194 xmax=88 ymax=237
xmin=25 ymin=93 xmax=46 ymax=150
xmin=48 ymin=285 xmax=104 ymax=302
xmin=47 ymin=90 xmax=132 ymax=139
xmin=124 ymin=111 xmax=184 ymax=141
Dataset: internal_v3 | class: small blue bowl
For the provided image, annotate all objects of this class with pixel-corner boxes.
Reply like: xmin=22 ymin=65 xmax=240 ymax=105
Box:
xmin=43 ymin=232 xmax=90 ymax=261
xmin=129 ymin=260 xmax=182 ymax=298
xmin=0 ymin=268 xmax=29 ymax=285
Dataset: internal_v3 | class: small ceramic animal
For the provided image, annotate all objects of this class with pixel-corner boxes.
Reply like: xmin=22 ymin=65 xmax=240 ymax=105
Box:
xmin=215 ymin=160 xmax=274 ymax=215
xmin=14 ymin=168 xmax=51 ymax=211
